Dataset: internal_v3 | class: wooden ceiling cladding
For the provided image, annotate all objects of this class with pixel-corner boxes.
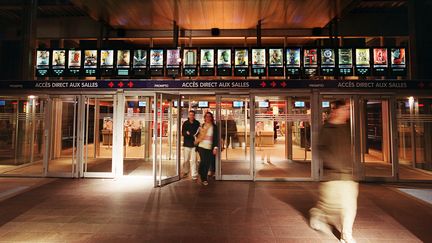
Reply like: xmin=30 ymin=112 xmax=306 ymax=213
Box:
xmin=72 ymin=0 xmax=353 ymax=30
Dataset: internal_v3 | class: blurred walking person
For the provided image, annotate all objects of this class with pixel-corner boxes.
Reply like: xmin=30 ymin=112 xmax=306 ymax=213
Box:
xmin=181 ymin=110 xmax=200 ymax=180
xmin=195 ymin=112 xmax=218 ymax=186
xmin=309 ymin=100 xmax=359 ymax=243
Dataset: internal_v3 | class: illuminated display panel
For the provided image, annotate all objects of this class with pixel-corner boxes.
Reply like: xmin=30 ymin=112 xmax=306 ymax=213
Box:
xmin=100 ymin=50 xmax=114 ymax=68
xmin=133 ymin=50 xmax=147 ymax=68
xmin=150 ymin=49 xmax=164 ymax=68
xmin=200 ymin=49 xmax=214 ymax=68
xmin=117 ymin=50 xmax=130 ymax=68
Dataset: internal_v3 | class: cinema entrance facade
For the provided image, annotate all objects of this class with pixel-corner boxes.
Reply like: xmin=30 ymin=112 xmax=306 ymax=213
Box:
xmin=0 ymin=79 xmax=431 ymax=185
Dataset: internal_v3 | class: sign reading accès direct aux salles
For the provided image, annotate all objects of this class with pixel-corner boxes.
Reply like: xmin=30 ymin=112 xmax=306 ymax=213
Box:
xmin=1 ymin=79 xmax=430 ymax=90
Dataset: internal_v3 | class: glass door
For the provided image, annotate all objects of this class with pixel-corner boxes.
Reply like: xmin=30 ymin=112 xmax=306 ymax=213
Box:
xmin=154 ymin=93 xmax=181 ymax=187
xmin=46 ymin=96 xmax=80 ymax=177
xmin=254 ymin=95 xmax=312 ymax=180
xmin=217 ymin=95 xmax=253 ymax=180
xmin=123 ymin=95 xmax=154 ymax=177
xmin=359 ymin=97 xmax=395 ymax=179
xmin=82 ymin=95 xmax=115 ymax=178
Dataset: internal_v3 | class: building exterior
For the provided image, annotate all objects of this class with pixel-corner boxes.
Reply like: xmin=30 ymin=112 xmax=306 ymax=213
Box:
xmin=0 ymin=0 xmax=431 ymax=186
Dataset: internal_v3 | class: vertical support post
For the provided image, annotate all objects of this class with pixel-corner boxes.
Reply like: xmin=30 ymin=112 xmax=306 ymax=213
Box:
xmin=256 ymin=20 xmax=262 ymax=47
xmin=311 ymin=90 xmax=320 ymax=181
xmin=352 ymin=95 xmax=363 ymax=180
xmin=21 ymin=0 xmax=37 ymax=80
xmin=113 ymin=92 xmax=125 ymax=178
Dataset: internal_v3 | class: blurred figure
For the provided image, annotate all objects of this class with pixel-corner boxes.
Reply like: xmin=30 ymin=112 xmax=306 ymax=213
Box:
xmin=309 ymin=100 xmax=358 ymax=243
xmin=181 ymin=110 xmax=200 ymax=180
xmin=195 ymin=112 xmax=218 ymax=186
xmin=221 ymin=115 xmax=237 ymax=150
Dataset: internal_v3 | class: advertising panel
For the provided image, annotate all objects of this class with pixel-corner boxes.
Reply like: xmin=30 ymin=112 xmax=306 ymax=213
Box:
xmin=200 ymin=49 xmax=214 ymax=68
xmin=217 ymin=49 xmax=231 ymax=68
xmin=100 ymin=50 xmax=114 ymax=68
xmin=150 ymin=49 xmax=164 ymax=68
xmin=117 ymin=50 xmax=130 ymax=68
xmin=52 ymin=50 xmax=66 ymax=69
xmin=68 ymin=50 xmax=81 ymax=69
xmin=303 ymin=48 xmax=318 ymax=67
xmin=269 ymin=48 xmax=283 ymax=67
xmin=286 ymin=48 xmax=301 ymax=68
xmin=133 ymin=50 xmax=147 ymax=68
xmin=252 ymin=48 xmax=266 ymax=68
xmin=84 ymin=50 xmax=97 ymax=69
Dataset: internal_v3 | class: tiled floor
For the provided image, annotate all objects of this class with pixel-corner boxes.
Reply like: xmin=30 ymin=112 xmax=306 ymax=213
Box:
xmin=0 ymin=178 xmax=431 ymax=242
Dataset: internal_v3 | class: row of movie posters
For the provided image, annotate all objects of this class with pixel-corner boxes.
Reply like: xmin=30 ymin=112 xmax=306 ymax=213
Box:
xmin=36 ymin=48 xmax=406 ymax=70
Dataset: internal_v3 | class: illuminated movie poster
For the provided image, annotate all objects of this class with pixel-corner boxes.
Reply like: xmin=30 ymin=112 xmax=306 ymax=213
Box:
xmin=303 ymin=48 xmax=318 ymax=67
xmin=100 ymin=50 xmax=114 ymax=68
xmin=36 ymin=50 xmax=50 ymax=69
xmin=321 ymin=48 xmax=335 ymax=67
xmin=338 ymin=49 xmax=353 ymax=68
xmin=234 ymin=49 xmax=248 ymax=68
xmin=52 ymin=50 xmax=66 ymax=69
xmin=150 ymin=49 xmax=164 ymax=67
xmin=68 ymin=50 xmax=81 ymax=69
xmin=269 ymin=48 xmax=283 ymax=67
xmin=252 ymin=48 xmax=266 ymax=68
xmin=166 ymin=49 xmax=180 ymax=68
xmin=183 ymin=49 xmax=197 ymax=67
xmin=286 ymin=48 xmax=300 ymax=68
xmin=133 ymin=50 xmax=147 ymax=68
xmin=200 ymin=49 xmax=214 ymax=68
xmin=355 ymin=48 xmax=370 ymax=67
xmin=391 ymin=48 xmax=406 ymax=68
xmin=217 ymin=49 xmax=231 ymax=68
xmin=117 ymin=50 xmax=130 ymax=68
xmin=84 ymin=50 xmax=97 ymax=68
xmin=373 ymin=48 xmax=388 ymax=67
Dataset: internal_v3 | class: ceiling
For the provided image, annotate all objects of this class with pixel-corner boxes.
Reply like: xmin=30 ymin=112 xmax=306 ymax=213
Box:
xmin=71 ymin=0 xmax=353 ymax=30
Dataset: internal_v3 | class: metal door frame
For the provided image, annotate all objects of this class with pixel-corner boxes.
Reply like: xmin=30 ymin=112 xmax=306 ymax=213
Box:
xmin=45 ymin=95 xmax=81 ymax=178
xmin=153 ymin=92 xmax=181 ymax=187
xmin=358 ymin=95 xmax=398 ymax=182
xmin=252 ymin=92 xmax=315 ymax=181
xmin=216 ymin=94 xmax=254 ymax=181
xmin=81 ymin=94 xmax=117 ymax=178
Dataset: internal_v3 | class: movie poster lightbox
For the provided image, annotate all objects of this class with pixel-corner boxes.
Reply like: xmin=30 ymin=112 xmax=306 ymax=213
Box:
xmin=286 ymin=48 xmax=301 ymax=77
xmin=234 ymin=48 xmax=249 ymax=76
xmin=268 ymin=48 xmax=284 ymax=76
xmin=251 ymin=48 xmax=266 ymax=76
xmin=36 ymin=50 xmax=50 ymax=77
xmin=217 ymin=49 xmax=232 ymax=76
xmin=183 ymin=49 xmax=197 ymax=76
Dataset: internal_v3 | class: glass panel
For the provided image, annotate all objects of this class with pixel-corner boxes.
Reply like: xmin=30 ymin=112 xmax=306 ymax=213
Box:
xmin=0 ymin=96 xmax=46 ymax=176
xmin=155 ymin=94 xmax=180 ymax=185
xmin=254 ymin=96 xmax=311 ymax=178
xmin=47 ymin=97 xmax=77 ymax=175
xmin=84 ymin=97 xmax=114 ymax=173
xmin=397 ymin=97 xmax=432 ymax=180
xmin=123 ymin=96 xmax=154 ymax=176
xmin=220 ymin=96 xmax=251 ymax=176
xmin=361 ymin=99 xmax=392 ymax=177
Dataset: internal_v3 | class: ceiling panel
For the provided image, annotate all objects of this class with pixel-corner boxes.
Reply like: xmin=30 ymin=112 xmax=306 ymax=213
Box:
xmin=72 ymin=0 xmax=354 ymax=30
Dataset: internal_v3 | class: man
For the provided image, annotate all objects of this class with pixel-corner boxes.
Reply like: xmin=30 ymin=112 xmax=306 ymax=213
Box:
xmin=181 ymin=110 xmax=200 ymax=180
xmin=309 ymin=100 xmax=359 ymax=243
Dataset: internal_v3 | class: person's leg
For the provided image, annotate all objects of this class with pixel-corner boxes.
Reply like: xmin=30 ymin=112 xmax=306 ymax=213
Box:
xmin=198 ymin=148 xmax=209 ymax=182
xmin=340 ymin=181 xmax=359 ymax=242
xmin=182 ymin=147 xmax=191 ymax=177
xmin=310 ymin=181 xmax=337 ymax=235
xmin=190 ymin=147 xmax=198 ymax=179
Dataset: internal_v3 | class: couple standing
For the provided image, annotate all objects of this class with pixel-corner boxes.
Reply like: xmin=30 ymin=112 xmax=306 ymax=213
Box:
xmin=182 ymin=110 xmax=218 ymax=186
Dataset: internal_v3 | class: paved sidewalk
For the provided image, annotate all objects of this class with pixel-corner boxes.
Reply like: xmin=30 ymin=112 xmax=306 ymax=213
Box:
xmin=0 ymin=178 xmax=431 ymax=242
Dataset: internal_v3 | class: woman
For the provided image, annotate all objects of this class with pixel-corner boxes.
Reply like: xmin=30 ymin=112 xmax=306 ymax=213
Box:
xmin=194 ymin=112 xmax=219 ymax=186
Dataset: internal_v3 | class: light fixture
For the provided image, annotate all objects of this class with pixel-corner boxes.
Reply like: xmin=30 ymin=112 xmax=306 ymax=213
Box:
xmin=28 ymin=95 xmax=36 ymax=99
